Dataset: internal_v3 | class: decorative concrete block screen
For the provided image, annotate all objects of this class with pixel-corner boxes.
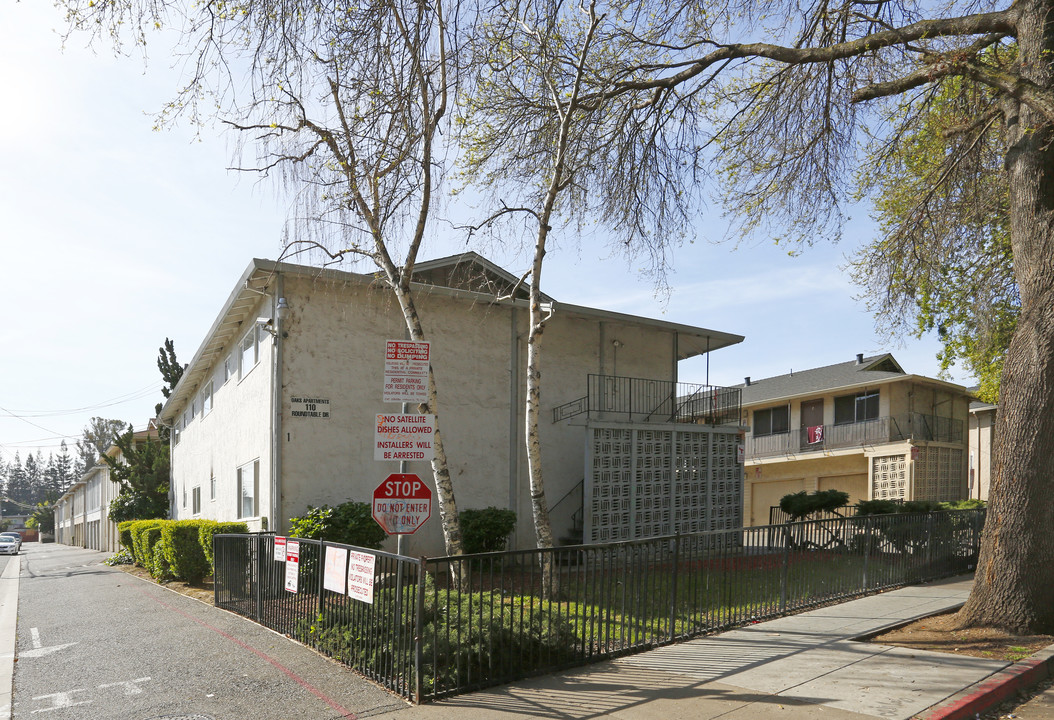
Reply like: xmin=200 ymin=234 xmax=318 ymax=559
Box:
xmin=585 ymin=421 xmax=743 ymax=543
xmin=913 ymin=446 xmax=965 ymax=501
xmin=871 ymin=453 xmax=908 ymax=500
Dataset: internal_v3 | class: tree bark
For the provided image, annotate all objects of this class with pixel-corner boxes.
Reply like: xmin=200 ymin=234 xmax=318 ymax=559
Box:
xmin=954 ymin=0 xmax=1054 ymax=634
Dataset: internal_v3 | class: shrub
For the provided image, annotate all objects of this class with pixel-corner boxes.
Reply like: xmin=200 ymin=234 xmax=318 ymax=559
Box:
xmin=779 ymin=490 xmax=850 ymax=521
xmin=143 ymin=525 xmax=172 ymax=581
xmin=118 ymin=521 xmax=136 ymax=553
xmin=198 ymin=521 xmax=250 ymax=571
xmin=161 ymin=520 xmax=212 ymax=584
xmin=855 ymin=499 xmax=902 ymax=516
xmin=298 ymin=574 xmax=577 ymax=693
xmin=941 ymin=498 xmax=987 ymax=510
xmin=129 ymin=520 xmax=166 ymax=567
xmin=288 ymin=502 xmax=387 ymax=549
xmin=103 ymin=549 xmax=134 ymax=566
xmin=459 ymin=507 xmax=517 ymax=553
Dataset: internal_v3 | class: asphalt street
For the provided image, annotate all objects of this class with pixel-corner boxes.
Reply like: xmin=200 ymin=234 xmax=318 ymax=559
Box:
xmin=9 ymin=542 xmax=407 ymax=720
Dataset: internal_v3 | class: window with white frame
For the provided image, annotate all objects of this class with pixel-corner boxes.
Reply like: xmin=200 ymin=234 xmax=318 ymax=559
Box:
xmin=224 ymin=353 xmax=235 ymax=383
xmin=182 ymin=485 xmax=187 ymax=508
xmin=192 ymin=486 xmax=201 ymax=515
xmin=201 ymin=381 xmax=213 ymax=416
xmin=210 ymin=473 xmax=216 ymax=501
xmin=834 ymin=391 xmax=880 ymax=425
xmin=240 ymin=326 xmax=260 ymax=379
xmin=236 ymin=460 xmax=260 ymax=518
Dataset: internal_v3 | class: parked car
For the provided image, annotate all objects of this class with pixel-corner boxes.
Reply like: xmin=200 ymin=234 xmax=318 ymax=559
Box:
xmin=0 ymin=537 xmax=19 ymax=555
xmin=0 ymin=533 xmax=22 ymax=551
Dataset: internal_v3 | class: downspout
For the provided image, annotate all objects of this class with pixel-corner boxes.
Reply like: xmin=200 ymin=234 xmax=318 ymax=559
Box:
xmin=271 ymin=274 xmax=285 ymax=533
xmin=509 ymin=305 xmax=519 ymax=517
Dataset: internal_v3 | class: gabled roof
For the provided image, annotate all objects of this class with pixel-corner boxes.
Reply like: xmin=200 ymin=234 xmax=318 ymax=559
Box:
xmin=161 ymin=256 xmax=744 ymax=423
xmin=735 ymin=353 xmax=966 ymax=407
xmin=406 ymin=252 xmax=553 ymax=302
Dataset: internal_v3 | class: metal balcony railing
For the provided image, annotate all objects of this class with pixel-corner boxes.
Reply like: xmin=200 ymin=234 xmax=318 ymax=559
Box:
xmin=552 ymin=374 xmax=741 ymax=426
xmin=745 ymin=412 xmax=964 ymax=460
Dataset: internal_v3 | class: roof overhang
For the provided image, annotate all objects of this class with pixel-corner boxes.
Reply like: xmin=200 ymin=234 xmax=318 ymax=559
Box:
xmin=741 ymin=374 xmax=971 ymax=409
xmin=161 ymin=257 xmax=744 ymax=422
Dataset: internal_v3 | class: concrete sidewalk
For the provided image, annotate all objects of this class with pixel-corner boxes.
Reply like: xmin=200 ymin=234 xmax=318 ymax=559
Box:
xmin=372 ymin=576 xmax=1019 ymax=720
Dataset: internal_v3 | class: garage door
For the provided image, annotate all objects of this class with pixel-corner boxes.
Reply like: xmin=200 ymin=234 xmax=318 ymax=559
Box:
xmin=819 ymin=474 xmax=868 ymax=506
xmin=750 ymin=478 xmax=805 ymax=526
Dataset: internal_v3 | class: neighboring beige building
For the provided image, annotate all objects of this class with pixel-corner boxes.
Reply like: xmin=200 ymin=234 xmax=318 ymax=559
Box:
xmin=159 ymin=254 xmax=747 ymax=555
xmin=968 ymin=399 xmax=997 ymax=501
xmin=54 ymin=426 xmax=156 ymax=552
xmin=736 ymin=354 xmax=972 ymax=526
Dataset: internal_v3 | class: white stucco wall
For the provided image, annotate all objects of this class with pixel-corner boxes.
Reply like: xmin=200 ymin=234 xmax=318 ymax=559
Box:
xmin=166 ymin=265 xmax=717 ymax=556
xmin=170 ymin=295 xmax=274 ymax=532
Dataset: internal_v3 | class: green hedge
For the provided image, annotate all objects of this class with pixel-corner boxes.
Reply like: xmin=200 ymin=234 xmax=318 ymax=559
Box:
xmin=460 ymin=507 xmax=517 ymax=554
xmin=288 ymin=502 xmax=387 ymax=549
xmin=160 ymin=520 xmax=212 ymax=584
xmin=142 ymin=525 xmax=171 ymax=581
xmin=122 ymin=519 xmax=251 ymax=582
xmin=117 ymin=521 xmax=136 ymax=554
xmin=129 ymin=520 xmax=166 ymax=567
xmin=199 ymin=520 xmax=250 ymax=571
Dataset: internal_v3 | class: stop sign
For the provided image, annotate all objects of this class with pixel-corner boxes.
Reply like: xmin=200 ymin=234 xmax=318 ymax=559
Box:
xmin=372 ymin=473 xmax=432 ymax=535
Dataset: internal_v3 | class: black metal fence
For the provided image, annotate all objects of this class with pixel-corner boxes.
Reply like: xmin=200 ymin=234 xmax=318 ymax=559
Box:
xmin=214 ymin=509 xmax=984 ymax=703
xmin=552 ymin=374 xmax=741 ymax=426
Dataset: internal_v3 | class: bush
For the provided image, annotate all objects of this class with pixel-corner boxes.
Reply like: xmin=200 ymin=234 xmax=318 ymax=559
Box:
xmin=161 ymin=520 xmax=212 ymax=584
xmin=298 ymin=574 xmax=577 ymax=693
xmin=118 ymin=521 xmax=136 ymax=554
xmin=143 ymin=525 xmax=172 ymax=581
xmin=198 ymin=521 xmax=250 ymax=571
xmin=460 ymin=507 xmax=517 ymax=553
xmin=288 ymin=502 xmax=387 ymax=549
xmin=129 ymin=520 xmax=166 ymax=567
xmin=855 ymin=499 xmax=902 ymax=516
xmin=941 ymin=498 xmax=987 ymax=510
xmin=779 ymin=490 xmax=850 ymax=521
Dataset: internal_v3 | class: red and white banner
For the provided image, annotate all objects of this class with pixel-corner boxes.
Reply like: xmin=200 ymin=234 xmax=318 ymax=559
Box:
xmin=807 ymin=425 xmax=824 ymax=444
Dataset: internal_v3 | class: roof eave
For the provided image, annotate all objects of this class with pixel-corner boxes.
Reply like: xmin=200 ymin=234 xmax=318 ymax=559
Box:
xmin=740 ymin=373 xmax=970 ymax=409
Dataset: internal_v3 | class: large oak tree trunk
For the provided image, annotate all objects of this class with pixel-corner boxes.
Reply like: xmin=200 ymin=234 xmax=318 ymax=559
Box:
xmin=955 ymin=0 xmax=1054 ymax=634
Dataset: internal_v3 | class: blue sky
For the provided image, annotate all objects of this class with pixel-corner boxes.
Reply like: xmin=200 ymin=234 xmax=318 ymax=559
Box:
xmin=0 ymin=1 xmax=972 ymax=464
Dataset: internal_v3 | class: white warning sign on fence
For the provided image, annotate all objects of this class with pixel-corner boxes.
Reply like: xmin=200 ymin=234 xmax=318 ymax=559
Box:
xmin=347 ymin=550 xmax=377 ymax=605
xmin=284 ymin=540 xmax=300 ymax=593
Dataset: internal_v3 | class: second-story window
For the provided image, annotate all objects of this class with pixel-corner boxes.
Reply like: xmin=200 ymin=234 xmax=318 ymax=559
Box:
xmin=753 ymin=405 xmax=789 ymax=436
xmin=834 ymin=391 xmax=879 ymax=424
xmin=240 ymin=326 xmax=260 ymax=379
xmin=201 ymin=381 xmax=213 ymax=416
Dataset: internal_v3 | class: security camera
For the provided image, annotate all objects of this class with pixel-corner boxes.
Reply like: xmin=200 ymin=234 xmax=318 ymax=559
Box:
xmin=256 ymin=317 xmax=273 ymax=326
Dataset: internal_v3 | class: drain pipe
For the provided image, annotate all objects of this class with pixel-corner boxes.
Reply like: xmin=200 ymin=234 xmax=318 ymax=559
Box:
xmin=270 ymin=275 xmax=286 ymax=533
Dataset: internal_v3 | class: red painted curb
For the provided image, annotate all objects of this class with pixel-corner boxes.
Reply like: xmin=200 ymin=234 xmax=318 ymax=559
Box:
xmin=916 ymin=647 xmax=1054 ymax=719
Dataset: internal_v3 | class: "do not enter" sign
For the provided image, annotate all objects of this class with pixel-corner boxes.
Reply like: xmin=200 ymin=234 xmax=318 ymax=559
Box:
xmin=372 ymin=473 xmax=432 ymax=535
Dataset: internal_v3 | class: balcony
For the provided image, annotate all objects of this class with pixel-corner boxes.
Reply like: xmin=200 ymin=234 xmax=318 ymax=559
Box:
xmin=552 ymin=374 xmax=741 ymax=426
xmin=746 ymin=412 xmax=963 ymax=460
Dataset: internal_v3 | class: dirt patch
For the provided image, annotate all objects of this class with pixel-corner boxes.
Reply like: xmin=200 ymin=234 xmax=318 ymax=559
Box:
xmin=868 ymin=610 xmax=1054 ymax=662
xmin=115 ymin=563 xmax=216 ymax=605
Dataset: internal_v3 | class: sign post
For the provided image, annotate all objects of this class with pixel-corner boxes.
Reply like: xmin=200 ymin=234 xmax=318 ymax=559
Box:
xmin=372 ymin=473 xmax=432 ymax=535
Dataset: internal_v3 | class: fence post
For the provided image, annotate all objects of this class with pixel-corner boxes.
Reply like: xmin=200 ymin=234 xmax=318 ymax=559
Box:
xmin=779 ymin=524 xmax=791 ymax=614
xmin=669 ymin=533 xmax=680 ymax=642
xmin=862 ymin=515 xmax=872 ymax=590
xmin=925 ymin=513 xmax=935 ymax=575
xmin=254 ymin=534 xmax=265 ymax=624
xmin=414 ymin=557 xmax=427 ymax=704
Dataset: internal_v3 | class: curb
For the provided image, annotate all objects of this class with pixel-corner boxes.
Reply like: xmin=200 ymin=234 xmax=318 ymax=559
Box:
xmin=916 ymin=644 xmax=1054 ymax=719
